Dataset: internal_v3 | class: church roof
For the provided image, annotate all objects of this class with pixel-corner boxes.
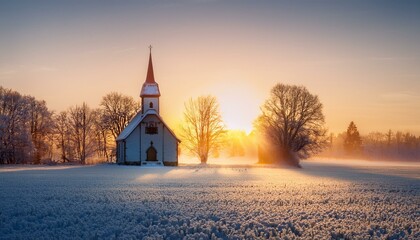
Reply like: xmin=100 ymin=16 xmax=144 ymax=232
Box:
xmin=145 ymin=52 xmax=155 ymax=83
xmin=116 ymin=109 xmax=180 ymax=142
xmin=140 ymin=49 xmax=161 ymax=97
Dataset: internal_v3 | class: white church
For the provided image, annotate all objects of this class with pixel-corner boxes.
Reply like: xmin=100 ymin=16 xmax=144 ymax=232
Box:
xmin=116 ymin=48 xmax=180 ymax=166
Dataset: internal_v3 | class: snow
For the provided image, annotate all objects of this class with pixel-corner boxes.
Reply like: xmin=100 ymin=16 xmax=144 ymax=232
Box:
xmin=1 ymin=160 xmax=419 ymax=239
xmin=116 ymin=111 xmax=144 ymax=141
xmin=140 ymin=83 xmax=160 ymax=97
xmin=116 ymin=109 xmax=179 ymax=141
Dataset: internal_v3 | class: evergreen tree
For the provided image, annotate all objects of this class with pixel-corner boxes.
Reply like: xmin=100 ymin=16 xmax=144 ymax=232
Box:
xmin=344 ymin=121 xmax=362 ymax=154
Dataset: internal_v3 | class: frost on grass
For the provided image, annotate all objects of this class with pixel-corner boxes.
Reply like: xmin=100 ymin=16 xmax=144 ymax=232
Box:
xmin=0 ymin=161 xmax=419 ymax=239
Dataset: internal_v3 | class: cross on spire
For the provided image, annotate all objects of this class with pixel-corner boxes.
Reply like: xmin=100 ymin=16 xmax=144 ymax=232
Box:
xmin=140 ymin=45 xmax=161 ymax=102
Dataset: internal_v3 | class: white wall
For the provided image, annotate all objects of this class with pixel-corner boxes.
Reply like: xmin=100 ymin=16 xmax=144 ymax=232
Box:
xmin=122 ymin=113 xmax=178 ymax=165
xmin=163 ymin=127 xmax=178 ymax=163
xmin=140 ymin=115 xmax=163 ymax=163
xmin=125 ymin=126 xmax=140 ymax=163
xmin=142 ymin=97 xmax=159 ymax=113
xmin=117 ymin=141 xmax=125 ymax=164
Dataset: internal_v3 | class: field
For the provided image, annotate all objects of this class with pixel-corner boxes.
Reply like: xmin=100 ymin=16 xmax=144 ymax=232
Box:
xmin=1 ymin=159 xmax=419 ymax=239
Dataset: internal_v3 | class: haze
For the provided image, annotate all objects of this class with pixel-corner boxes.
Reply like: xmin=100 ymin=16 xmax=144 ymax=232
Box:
xmin=1 ymin=0 xmax=420 ymax=134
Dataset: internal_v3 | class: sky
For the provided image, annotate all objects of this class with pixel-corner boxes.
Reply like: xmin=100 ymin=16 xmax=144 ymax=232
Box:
xmin=1 ymin=0 xmax=420 ymax=134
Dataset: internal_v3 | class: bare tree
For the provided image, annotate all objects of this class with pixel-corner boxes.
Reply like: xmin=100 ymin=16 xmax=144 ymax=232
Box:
xmin=54 ymin=111 xmax=74 ymax=162
xmin=27 ymin=97 xmax=53 ymax=164
xmin=100 ymin=92 xmax=140 ymax=139
xmin=180 ymin=96 xmax=225 ymax=164
xmin=386 ymin=129 xmax=392 ymax=147
xmin=99 ymin=92 xmax=139 ymax=162
xmin=0 ymin=87 xmax=32 ymax=164
xmin=93 ymin=109 xmax=115 ymax=162
xmin=68 ymin=103 xmax=97 ymax=164
xmin=256 ymin=83 xmax=327 ymax=167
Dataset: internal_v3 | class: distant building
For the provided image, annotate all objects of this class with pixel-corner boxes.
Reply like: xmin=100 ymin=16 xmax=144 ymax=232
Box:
xmin=116 ymin=48 xmax=180 ymax=166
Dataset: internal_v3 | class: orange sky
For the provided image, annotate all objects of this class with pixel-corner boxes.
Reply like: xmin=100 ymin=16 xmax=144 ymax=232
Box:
xmin=1 ymin=1 xmax=420 ymax=135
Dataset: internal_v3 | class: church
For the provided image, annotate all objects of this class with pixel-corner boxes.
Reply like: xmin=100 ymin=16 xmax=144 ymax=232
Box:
xmin=116 ymin=48 xmax=180 ymax=166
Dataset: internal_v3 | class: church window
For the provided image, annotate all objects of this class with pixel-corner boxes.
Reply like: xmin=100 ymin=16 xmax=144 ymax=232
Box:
xmin=149 ymin=102 xmax=153 ymax=108
xmin=145 ymin=122 xmax=158 ymax=134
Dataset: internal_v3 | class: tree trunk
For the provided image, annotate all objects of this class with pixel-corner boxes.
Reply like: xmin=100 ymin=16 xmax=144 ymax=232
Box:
xmin=200 ymin=155 xmax=207 ymax=164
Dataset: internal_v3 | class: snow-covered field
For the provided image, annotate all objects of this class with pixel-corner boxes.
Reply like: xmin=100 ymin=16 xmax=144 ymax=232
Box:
xmin=1 ymin=160 xmax=419 ymax=239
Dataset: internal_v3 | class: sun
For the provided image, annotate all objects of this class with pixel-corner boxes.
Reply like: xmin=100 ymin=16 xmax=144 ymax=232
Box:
xmin=223 ymin=112 xmax=254 ymax=134
xmin=217 ymin=92 xmax=259 ymax=134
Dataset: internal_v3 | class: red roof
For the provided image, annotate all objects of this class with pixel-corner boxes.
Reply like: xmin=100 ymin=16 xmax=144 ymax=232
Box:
xmin=140 ymin=48 xmax=160 ymax=97
xmin=145 ymin=52 xmax=155 ymax=83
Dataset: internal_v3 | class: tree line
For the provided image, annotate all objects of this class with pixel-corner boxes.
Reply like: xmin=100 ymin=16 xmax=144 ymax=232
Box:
xmin=0 ymin=86 xmax=139 ymax=164
xmin=3 ymin=82 xmax=416 ymax=166
xmin=321 ymin=121 xmax=420 ymax=161
xmin=0 ymin=84 xmax=326 ymax=165
xmin=0 ymin=86 xmax=239 ymax=165
xmin=0 ymin=83 xmax=329 ymax=167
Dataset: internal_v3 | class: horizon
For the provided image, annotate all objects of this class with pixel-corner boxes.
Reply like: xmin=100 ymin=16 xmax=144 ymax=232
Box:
xmin=1 ymin=0 xmax=420 ymax=135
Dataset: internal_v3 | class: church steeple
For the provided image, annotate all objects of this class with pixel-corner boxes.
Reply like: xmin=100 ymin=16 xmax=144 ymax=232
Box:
xmin=145 ymin=45 xmax=155 ymax=83
xmin=140 ymin=45 xmax=161 ymax=114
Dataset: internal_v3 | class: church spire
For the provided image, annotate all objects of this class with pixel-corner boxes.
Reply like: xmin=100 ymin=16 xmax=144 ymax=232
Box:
xmin=140 ymin=45 xmax=160 ymax=100
xmin=145 ymin=45 xmax=155 ymax=83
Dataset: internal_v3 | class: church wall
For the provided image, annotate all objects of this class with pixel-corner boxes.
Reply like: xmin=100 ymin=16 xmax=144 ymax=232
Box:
xmin=116 ymin=50 xmax=179 ymax=166
xmin=125 ymin=126 xmax=141 ymax=163
xmin=142 ymin=97 xmax=159 ymax=114
xmin=140 ymin=115 xmax=163 ymax=164
xmin=163 ymin=127 xmax=178 ymax=165
xmin=116 ymin=141 xmax=125 ymax=164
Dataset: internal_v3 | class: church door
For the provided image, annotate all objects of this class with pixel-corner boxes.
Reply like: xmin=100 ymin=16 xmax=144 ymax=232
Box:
xmin=146 ymin=146 xmax=157 ymax=161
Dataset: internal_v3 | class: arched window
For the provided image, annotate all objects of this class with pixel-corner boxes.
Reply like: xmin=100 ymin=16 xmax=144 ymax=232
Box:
xmin=149 ymin=102 xmax=153 ymax=108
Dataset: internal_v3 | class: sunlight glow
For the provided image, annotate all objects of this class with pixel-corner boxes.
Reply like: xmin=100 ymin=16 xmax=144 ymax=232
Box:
xmin=210 ymin=76 xmax=264 ymax=134
xmin=1 ymin=1 xmax=420 ymax=135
